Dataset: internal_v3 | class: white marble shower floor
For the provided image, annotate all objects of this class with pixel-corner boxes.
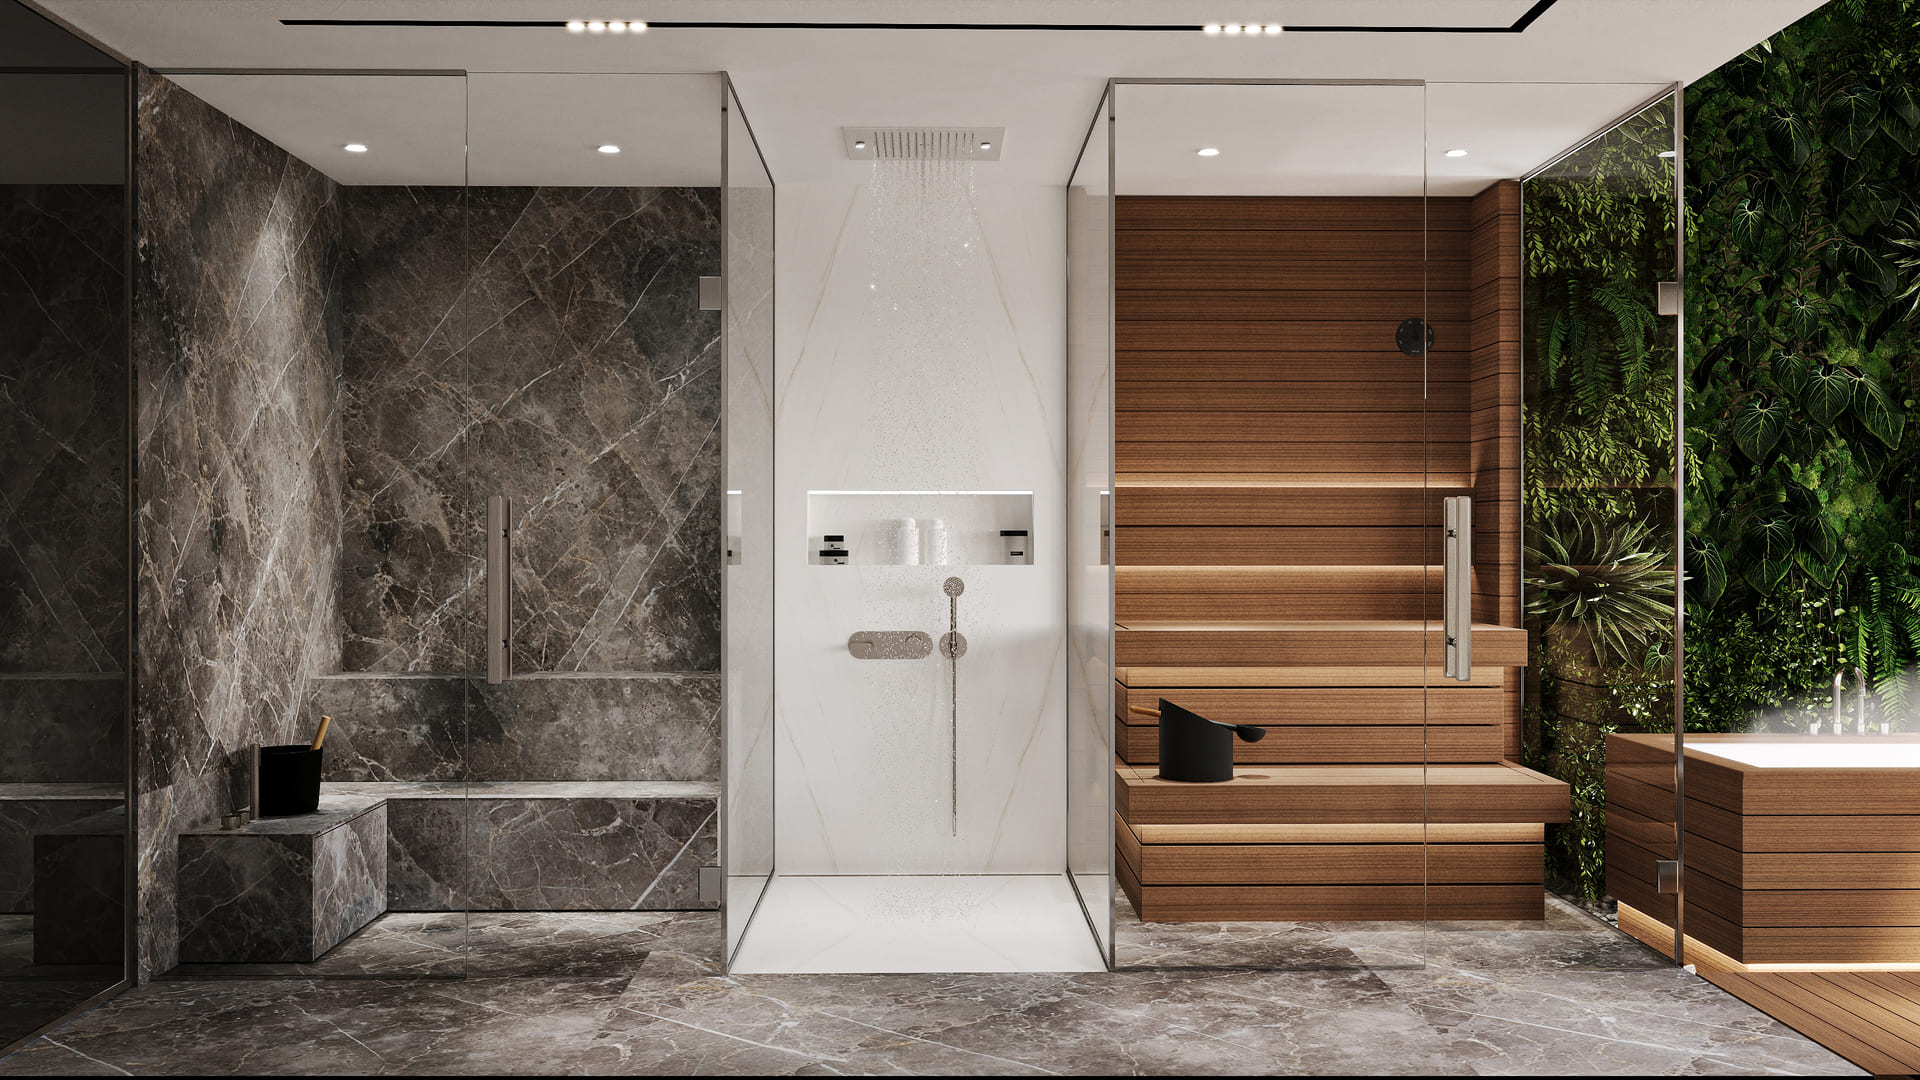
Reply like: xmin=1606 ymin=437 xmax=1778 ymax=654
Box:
xmin=728 ymin=874 xmax=1108 ymax=974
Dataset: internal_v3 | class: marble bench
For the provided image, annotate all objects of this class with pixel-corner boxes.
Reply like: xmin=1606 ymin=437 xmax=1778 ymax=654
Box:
xmin=329 ymin=780 xmax=719 ymax=912
xmin=177 ymin=795 xmax=387 ymax=964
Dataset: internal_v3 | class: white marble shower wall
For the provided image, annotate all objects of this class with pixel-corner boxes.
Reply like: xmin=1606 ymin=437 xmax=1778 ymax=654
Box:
xmin=774 ymin=181 xmax=1066 ymax=875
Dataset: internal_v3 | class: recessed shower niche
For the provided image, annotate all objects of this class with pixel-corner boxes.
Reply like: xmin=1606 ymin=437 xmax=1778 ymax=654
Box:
xmin=805 ymin=490 xmax=1034 ymax=566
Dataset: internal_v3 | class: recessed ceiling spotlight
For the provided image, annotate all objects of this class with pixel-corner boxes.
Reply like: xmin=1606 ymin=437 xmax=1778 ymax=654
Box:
xmin=565 ymin=20 xmax=586 ymax=33
xmin=1197 ymin=147 xmax=1221 ymax=157
xmin=343 ymin=143 xmax=368 ymax=153
xmin=1263 ymin=23 xmax=1284 ymax=35
xmin=632 ymin=20 xmax=647 ymax=32
xmin=586 ymin=20 xmax=606 ymax=33
xmin=1222 ymin=22 xmax=1241 ymax=35
xmin=598 ymin=144 xmax=621 ymax=154
xmin=1203 ymin=23 xmax=1222 ymax=34
xmin=854 ymin=139 xmax=867 ymax=149
xmin=1444 ymin=148 xmax=1469 ymax=158
xmin=608 ymin=19 xmax=627 ymax=33
xmin=979 ymin=140 xmax=993 ymax=150
xmin=1658 ymin=149 xmax=1677 ymax=158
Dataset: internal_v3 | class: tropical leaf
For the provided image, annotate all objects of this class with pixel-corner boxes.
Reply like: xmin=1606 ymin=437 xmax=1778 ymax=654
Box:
xmin=1687 ymin=535 xmax=1729 ymax=608
xmin=1856 ymin=374 xmax=1907 ymax=448
xmin=1825 ymin=85 xmax=1880 ymax=158
xmin=1765 ymin=110 xmax=1814 ymax=167
xmin=1732 ymin=396 xmax=1787 ymax=463
xmin=1800 ymin=366 xmax=1855 ymax=425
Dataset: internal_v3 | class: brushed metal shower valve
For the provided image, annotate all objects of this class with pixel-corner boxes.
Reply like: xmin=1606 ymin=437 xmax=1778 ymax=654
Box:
xmin=847 ymin=630 xmax=934 ymax=659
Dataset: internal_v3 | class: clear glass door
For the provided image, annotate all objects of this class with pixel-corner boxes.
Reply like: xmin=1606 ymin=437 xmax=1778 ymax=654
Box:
xmin=130 ymin=69 xmax=471 ymax=980
xmin=1515 ymin=93 xmax=1683 ymax=962
xmin=459 ymin=73 xmax=728 ymax=973
xmin=722 ymin=77 xmax=776 ymax=966
xmin=1103 ymin=80 xmax=1434 ymax=968
xmin=1065 ymin=85 xmax=1115 ymax=965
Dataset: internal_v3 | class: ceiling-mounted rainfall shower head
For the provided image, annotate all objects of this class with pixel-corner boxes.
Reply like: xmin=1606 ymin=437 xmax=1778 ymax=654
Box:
xmin=844 ymin=127 xmax=1004 ymax=161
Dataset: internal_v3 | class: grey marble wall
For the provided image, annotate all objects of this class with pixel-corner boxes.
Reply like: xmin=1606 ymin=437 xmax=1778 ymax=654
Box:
xmin=308 ymin=673 xmax=719 ymax=783
xmin=0 ymin=183 xmax=128 ymax=681
xmin=339 ymin=185 xmax=722 ymax=677
xmin=131 ymin=70 xmax=344 ymax=979
xmin=1 ymin=183 xmax=128 ymax=788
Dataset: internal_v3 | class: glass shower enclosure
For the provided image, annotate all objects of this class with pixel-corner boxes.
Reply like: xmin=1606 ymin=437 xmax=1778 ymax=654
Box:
xmin=118 ymin=66 xmax=772 ymax=980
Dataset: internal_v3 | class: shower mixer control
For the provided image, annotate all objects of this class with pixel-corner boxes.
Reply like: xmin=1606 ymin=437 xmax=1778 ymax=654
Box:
xmin=847 ymin=630 xmax=934 ymax=660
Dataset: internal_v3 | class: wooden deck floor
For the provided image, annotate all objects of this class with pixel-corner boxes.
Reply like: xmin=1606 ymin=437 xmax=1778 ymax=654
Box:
xmin=1706 ymin=971 xmax=1920 ymax=1075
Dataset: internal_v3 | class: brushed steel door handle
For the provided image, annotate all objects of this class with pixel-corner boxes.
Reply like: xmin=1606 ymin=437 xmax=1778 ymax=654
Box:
xmin=487 ymin=495 xmax=512 ymax=684
xmin=1443 ymin=495 xmax=1472 ymax=682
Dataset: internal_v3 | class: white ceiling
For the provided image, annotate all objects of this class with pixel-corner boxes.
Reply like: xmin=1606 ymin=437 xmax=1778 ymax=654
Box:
xmin=1114 ymin=81 xmax=1675 ymax=196
xmin=169 ymin=72 xmax=722 ymax=186
xmin=34 ymin=0 xmax=1828 ymax=188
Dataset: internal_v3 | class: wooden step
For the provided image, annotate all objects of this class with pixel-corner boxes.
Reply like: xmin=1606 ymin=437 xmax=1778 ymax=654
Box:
xmin=1117 ymin=526 xmax=1439 ymax=566
xmin=1118 ymin=441 xmax=1467 ymax=475
xmin=1114 ymin=665 xmax=1507 ymax=688
xmin=1113 ymin=619 xmax=1527 ymax=667
xmin=1115 ymin=760 xmax=1569 ymax=826
xmin=1116 ymin=684 xmax=1504 ymax=726
xmin=1115 ymin=474 xmax=1468 ymax=527
xmin=1115 ymin=718 xmax=1503 ymax=765
xmin=1115 ymin=566 xmax=1450 ymax=622
xmin=1117 ymin=871 xmax=1546 ymax=922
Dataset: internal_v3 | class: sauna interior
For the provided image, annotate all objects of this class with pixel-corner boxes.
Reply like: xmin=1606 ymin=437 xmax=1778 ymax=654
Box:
xmin=1101 ymin=81 xmax=1574 ymax=947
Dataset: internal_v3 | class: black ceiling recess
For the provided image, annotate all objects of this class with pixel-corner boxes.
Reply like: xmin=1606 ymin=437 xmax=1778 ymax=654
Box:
xmin=281 ymin=0 xmax=1560 ymax=34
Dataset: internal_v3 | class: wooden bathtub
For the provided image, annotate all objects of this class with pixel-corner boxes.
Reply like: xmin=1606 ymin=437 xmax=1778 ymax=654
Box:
xmin=1608 ymin=732 xmax=1920 ymax=969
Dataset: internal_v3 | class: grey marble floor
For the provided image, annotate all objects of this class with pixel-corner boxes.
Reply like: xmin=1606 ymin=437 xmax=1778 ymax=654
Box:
xmin=0 ymin=901 xmax=1864 ymax=1075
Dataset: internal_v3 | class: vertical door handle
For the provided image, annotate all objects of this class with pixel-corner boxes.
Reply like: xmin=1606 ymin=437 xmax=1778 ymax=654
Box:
xmin=1443 ymin=496 xmax=1472 ymax=682
xmin=486 ymin=495 xmax=512 ymax=685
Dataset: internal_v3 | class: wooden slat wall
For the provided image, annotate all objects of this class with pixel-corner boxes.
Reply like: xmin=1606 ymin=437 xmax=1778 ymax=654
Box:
xmin=1117 ymin=196 xmax=1469 ymax=482
xmin=1110 ymin=192 xmax=1548 ymax=923
xmin=1469 ymin=181 xmax=1524 ymax=757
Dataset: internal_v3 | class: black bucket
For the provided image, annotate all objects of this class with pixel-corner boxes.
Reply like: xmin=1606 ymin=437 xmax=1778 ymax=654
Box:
xmin=1156 ymin=699 xmax=1266 ymax=782
xmin=256 ymin=744 xmax=323 ymax=817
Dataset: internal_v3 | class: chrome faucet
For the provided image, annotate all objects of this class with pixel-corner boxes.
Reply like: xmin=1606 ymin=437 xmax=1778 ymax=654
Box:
xmin=1833 ymin=666 xmax=1868 ymax=734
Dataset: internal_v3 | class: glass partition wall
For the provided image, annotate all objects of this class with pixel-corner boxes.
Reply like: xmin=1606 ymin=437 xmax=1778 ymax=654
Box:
xmin=118 ymin=68 xmax=772 ymax=981
xmin=1519 ymin=94 xmax=1685 ymax=964
xmin=1069 ymin=79 xmax=1691 ymax=972
xmin=1065 ymin=88 xmax=1115 ymax=963
xmin=0 ymin=0 xmax=131 ymax=1046
xmin=722 ymin=79 xmax=776 ymax=967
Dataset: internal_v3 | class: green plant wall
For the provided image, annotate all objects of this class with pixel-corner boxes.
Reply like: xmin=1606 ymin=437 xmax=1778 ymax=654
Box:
xmin=1686 ymin=0 xmax=1920 ymax=732
xmin=1526 ymin=0 xmax=1920 ymax=905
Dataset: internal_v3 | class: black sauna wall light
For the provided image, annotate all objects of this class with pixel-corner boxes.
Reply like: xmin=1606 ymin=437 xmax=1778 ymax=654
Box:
xmin=1134 ymin=699 xmax=1265 ymax=782
xmin=1397 ymin=317 xmax=1435 ymax=356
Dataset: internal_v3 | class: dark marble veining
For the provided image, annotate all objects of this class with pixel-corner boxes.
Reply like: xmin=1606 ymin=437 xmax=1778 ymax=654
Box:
xmin=339 ymin=186 xmax=722 ymax=677
xmin=131 ymin=70 xmax=345 ymax=978
xmin=0 ymin=184 xmax=127 ymax=678
xmin=380 ymin=787 xmax=716 ymax=913
xmin=0 ymin=906 xmax=1864 ymax=1077
xmin=176 ymin=802 xmax=385 ymax=964
xmin=308 ymin=672 xmax=720 ymax=782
